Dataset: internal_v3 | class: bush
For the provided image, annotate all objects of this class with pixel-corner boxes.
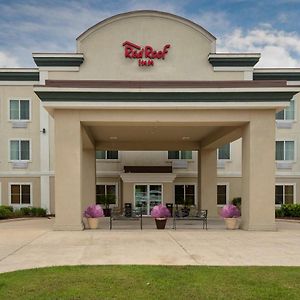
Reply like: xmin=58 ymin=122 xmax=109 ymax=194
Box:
xmin=34 ymin=207 xmax=47 ymax=217
xmin=13 ymin=209 xmax=25 ymax=218
xmin=20 ymin=207 xmax=31 ymax=216
xmin=0 ymin=205 xmax=13 ymax=212
xmin=0 ymin=207 xmax=13 ymax=219
xmin=231 ymin=197 xmax=241 ymax=209
xmin=281 ymin=204 xmax=300 ymax=217
xmin=275 ymin=208 xmax=284 ymax=218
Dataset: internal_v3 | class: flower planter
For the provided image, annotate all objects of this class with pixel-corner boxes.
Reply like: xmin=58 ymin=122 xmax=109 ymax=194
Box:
xmin=155 ymin=218 xmax=167 ymax=229
xmin=87 ymin=217 xmax=99 ymax=229
xmin=224 ymin=218 xmax=239 ymax=230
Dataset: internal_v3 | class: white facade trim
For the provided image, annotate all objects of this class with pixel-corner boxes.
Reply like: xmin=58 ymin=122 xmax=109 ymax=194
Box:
xmin=0 ymin=171 xmax=54 ymax=177
xmin=35 ymin=86 xmax=300 ymax=93
xmin=39 ymin=66 xmax=80 ymax=72
xmin=32 ymin=53 xmax=83 ymax=58
xmin=42 ymin=101 xmax=291 ymax=110
xmin=0 ymin=82 xmax=38 ymax=86
xmin=213 ymin=66 xmax=253 ymax=72
xmin=121 ymin=173 xmax=176 ymax=183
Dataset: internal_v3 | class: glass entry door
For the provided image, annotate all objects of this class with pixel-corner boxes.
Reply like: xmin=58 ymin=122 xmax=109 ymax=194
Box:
xmin=135 ymin=184 xmax=162 ymax=215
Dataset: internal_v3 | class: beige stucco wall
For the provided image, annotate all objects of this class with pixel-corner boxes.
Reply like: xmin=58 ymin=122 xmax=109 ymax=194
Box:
xmin=0 ymin=86 xmax=41 ymax=172
xmin=49 ymin=12 xmax=244 ymax=81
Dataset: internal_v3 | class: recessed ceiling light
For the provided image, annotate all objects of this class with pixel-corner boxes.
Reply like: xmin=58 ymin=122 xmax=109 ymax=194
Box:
xmin=182 ymin=136 xmax=190 ymax=140
xmin=109 ymin=136 xmax=118 ymax=140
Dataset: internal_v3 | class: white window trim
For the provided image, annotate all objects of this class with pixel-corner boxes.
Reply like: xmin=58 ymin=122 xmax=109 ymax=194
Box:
xmin=8 ymin=98 xmax=32 ymax=122
xmin=96 ymin=182 xmax=119 ymax=206
xmin=8 ymin=182 xmax=32 ymax=206
xmin=133 ymin=183 xmax=164 ymax=214
xmin=167 ymin=151 xmax=194 ymax=161
xmin=217 ymin=183 xmax=230 ymax=207
xmin=8 ymin=138 xmax=32 ymax=162
xmin=275 ymin=183 xmax=296 ymax=207
xmin=174 ymin=183 xmax=197 ymax=206
xmin=276 ymin=98 xmax=296 ymax=122
xmin=217 ymin=143 xmax=232 ymax=161
xmin=96 ymin=150 xmax=120 ymax=162
xmin=275 ymin=139 xmax=296 ymax=162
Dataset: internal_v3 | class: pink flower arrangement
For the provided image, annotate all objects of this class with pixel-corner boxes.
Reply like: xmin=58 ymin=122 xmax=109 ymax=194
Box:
xmin=84 ymin=204 xmax=104 ymax=218
xmin=151 ymin=204 xmax=171 ymax=219
xmin=220 ymin=204 xmax=240 ymax=218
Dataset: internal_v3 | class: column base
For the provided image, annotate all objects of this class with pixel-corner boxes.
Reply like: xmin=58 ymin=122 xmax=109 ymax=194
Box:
xmin=241 ymin=223 xmax=277 ymax=231
xmin=53 ymin=223 xmax=84 ymax=231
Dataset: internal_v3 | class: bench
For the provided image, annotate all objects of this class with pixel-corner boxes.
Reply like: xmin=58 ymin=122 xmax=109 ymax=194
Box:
xmin=173 ymin=208 xmax=208 ymax=230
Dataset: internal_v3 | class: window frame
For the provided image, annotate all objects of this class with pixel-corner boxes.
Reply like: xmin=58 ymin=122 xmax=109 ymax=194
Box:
xmin=8 ymin=139 xmax=31 ymax=162
xmin=8 ymin=182 xmax=32 ymax=206
xmin=174 ymin=183 xmax=197 ymax=206
xmin=8 ymin=98 xmax=31 ymax=122
xmin=96 ymin=150 xmax=119 ymax=161
xmin=217 ymin=183 xmax=230 ymax=206
xmin=276 ymin=98 xmax=296 ymax=122
xmin=217 ymin=143 xmax=231 ymax=161
xmin=167 ymin=151 xmax=193 ymax=160
xmin=275 ymin=140 xmax=296 ymax=162
xmin=96 ymin=182 xmax=118 ymax=206
xmin=275 ymin=183 xmax=296 ymax=206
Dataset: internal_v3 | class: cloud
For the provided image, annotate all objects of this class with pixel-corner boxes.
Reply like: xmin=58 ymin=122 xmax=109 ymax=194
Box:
xmin=217 ymin=25 xmax=300 ymax=67
xmin=0 ymin=52 xmax=20 ymax=68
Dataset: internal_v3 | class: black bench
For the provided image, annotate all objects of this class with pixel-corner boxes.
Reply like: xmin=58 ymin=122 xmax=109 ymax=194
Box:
xmin=109 ymin=207 xmax=143 ymax=230
xmin=173 ymin=208 xmax=208 ymax=230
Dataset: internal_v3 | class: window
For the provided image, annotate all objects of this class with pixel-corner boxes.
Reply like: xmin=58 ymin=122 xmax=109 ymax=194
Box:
xmin=168 ymin=151 xmax=192 ymax=160
xmin=10 ymin=184 xmax=31 ymax=205
xmin=174 ymin=184 xmax=195 ymax=206
xmin=96 ymin=184 xmax=117 ymax=204
xmin=10 ymin=100 xmax=30 ymax=121
xmin=275 ymin=184 xmax=294 ymax=205
xmin=276 ymin=99 xmax=295 ymax=121
xmin=96 ymin=151 xmax=118 ymax=160
xmin=276 ymin=141 xmax=295 ymax=161
xmin=217 ymin=184 xmax=228 ymax=205
xmin=218 ymin=144 xmax=230 ymax=160
xmin=10 ymin=140 xmax=30 ymax=161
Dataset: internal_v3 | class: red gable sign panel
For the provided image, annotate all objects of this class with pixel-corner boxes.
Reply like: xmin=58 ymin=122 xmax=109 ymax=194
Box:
xmin=122 ymin=41 xmax=171 ymax=66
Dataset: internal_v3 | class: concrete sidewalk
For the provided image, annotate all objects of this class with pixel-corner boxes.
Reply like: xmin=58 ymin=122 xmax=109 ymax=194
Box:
xmin=0 ymin=218 xmax=300 ymax=273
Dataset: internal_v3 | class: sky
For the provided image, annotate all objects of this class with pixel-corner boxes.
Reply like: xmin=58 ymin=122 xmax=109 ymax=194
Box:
xmin=1 ymin=0 xmax=300 ymax=68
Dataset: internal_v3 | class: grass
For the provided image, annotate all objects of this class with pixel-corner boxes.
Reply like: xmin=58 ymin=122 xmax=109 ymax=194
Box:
xmin=0 ymin=265 xmax=299 ymax=299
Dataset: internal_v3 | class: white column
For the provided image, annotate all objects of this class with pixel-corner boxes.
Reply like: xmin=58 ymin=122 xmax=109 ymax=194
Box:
xmin=39 ymin=70 xmax=50 ymax=212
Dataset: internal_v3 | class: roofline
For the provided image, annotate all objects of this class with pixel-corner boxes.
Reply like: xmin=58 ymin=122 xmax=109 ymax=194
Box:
xmin=76 ymin=10 xmax=216 ymax=42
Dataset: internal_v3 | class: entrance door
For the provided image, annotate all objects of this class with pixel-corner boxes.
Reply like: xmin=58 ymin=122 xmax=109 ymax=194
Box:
xmin=135 ymin=184 xmax=162 ymax=215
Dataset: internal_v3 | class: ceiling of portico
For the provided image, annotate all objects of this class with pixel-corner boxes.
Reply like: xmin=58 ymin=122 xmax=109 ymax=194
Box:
xmin=84 ymin=123 xmax=244 ymax=150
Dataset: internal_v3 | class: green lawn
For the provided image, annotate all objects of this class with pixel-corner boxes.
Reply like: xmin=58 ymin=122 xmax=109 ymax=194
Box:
xmin=0 ymin=266 xmax=299 ymax=300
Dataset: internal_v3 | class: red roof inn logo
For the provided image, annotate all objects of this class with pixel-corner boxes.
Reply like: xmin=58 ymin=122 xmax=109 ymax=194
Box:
xmin=122 ymin=41 xmax=171 ymax=67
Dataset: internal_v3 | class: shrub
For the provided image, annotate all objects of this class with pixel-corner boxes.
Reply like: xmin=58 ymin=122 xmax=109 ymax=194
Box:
xmin=0 ymin=205 xmax=14 ymax=212
xmin=275 ymin=208 xmax=284 ymax=218
xmin=281 ymin=204 xmax=300 ymax=217
xmin=13 ymin=209 xmax=25 ymax=218
xmin=231 ymin=197 xmax=241 ymax=209
xmin=20 ymin=207 xmax=31 ymax=216
xmin=0 ymin=207 xmax=13 ymax=219
xmin=34 ymin=207 xmax=47 ymax=217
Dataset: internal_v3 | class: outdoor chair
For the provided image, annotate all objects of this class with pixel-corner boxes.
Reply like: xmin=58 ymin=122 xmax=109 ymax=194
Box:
xmin=173 ymin=207 xmax=208 ymax=230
